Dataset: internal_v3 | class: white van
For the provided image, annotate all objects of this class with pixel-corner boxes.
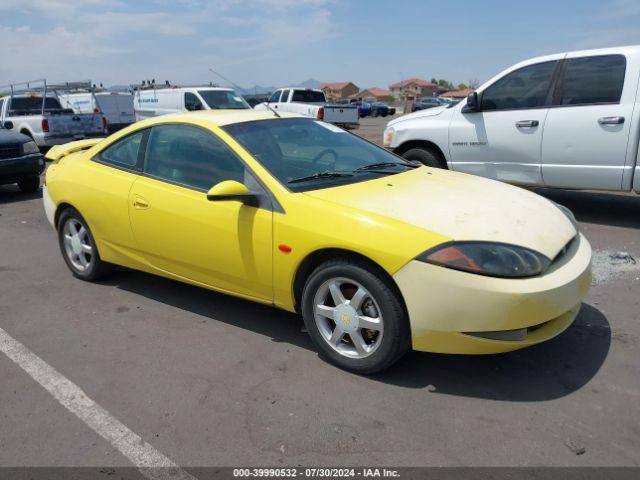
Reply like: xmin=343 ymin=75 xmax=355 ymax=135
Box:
xmin=133 ymin=87 xmax=250 ymax=121
xmin=59 ymin=92 xmax=135 ymax=132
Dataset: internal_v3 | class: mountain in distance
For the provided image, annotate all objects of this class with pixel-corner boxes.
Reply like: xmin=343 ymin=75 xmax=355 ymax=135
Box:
xmin=243 ymin=78 xmax=323 ymax=95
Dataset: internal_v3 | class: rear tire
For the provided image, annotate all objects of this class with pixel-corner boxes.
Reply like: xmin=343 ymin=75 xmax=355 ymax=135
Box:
xmin=57 ymin=208 xmax=112 ymax=281
xmin=401 ymin=147 xmax=446 ymax=169
xmin=17 ymin=176 xmax=40 ymax=193
xmin=301 ymin=258 xmax=410 ymax=374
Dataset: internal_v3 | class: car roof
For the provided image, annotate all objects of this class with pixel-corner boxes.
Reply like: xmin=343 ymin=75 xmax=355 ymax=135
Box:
xmin=137 ymin=109 xmax=306 ymax=128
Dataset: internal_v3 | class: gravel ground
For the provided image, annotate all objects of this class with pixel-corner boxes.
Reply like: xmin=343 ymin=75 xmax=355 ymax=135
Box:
xmin=0 ymin=117 xmax=639 ymax=471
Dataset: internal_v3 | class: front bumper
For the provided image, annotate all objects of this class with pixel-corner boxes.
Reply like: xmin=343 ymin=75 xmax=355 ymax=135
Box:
xmin=0 ymin=153 xmax=45 ymax=183
xmin=393 ymin=233 xmax=592 ymax=354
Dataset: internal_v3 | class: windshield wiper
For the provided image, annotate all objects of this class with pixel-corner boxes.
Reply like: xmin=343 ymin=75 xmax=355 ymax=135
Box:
xmin=288 ymin=171 xmax=354 ymax=184
xmin=353 ymin=162 xmax=418 ymax=172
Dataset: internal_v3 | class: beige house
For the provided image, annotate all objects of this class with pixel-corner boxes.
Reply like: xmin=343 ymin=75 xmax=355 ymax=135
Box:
xmin=389 ymin=78 xmax=438 ymax=101
xmin=352 ymin=87 xmax=392 ymax=102
xmin=320 ymin=82 xmax=359 ymax=100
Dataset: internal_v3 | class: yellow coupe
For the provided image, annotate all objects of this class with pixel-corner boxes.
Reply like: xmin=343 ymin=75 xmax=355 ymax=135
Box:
xmin=43 ymin=111 xmax=591 ymax=373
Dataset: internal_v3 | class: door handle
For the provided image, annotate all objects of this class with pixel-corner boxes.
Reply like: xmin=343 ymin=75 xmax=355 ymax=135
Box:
xmin=516 ymin=120 xmax=539 ymax=128
xmin=598 ymin=116 xmax=625 ymax=125
xmin=133 ymin=196 xmax=149 ymax=209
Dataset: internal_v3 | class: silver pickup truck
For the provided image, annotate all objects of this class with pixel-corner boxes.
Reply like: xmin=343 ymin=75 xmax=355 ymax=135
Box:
xmin=0 ymin=94 xmax=107 ymax=149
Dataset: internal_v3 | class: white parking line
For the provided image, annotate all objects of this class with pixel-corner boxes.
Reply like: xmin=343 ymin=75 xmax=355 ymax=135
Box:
xmin=0 ymin=326 xmax=196 ymax=480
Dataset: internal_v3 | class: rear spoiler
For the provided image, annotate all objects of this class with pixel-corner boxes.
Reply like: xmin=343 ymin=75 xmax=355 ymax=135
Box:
xmin=45 ymin=138 xmax=105 ymax=162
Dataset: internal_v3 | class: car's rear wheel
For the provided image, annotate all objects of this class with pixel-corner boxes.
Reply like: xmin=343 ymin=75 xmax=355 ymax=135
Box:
xmin=17 ymin=176 xmax=40 ymax=193
xmin=58 ymin=208 xmax=112 ymax=281
xmin=401 ymin=147 xmax=446 ymax=169
xmin=301 ymin=258 xmax=410 ymax=374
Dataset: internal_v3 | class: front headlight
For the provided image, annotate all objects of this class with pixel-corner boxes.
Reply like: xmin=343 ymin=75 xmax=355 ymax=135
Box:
xmin=416 ymin=242 xmax=551 ymax=278
xmin=383 ymin=127 xmax=394 ymax=147
xmin=22 ymin=141 xmax=39 ymax=155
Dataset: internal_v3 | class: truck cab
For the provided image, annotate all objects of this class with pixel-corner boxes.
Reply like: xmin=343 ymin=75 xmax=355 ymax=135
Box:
xmin=384 ymin=46 xmax=640 ymax=194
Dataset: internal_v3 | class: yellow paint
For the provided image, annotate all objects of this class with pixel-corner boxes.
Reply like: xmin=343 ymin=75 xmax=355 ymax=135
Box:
xmin=45 ymin=110 xmax=592 ymax=355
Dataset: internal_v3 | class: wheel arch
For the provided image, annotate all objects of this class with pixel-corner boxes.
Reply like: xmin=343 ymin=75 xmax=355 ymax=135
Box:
xmin=291 ymin=248 xmax=408 ymax=315
xmin=53 ymin=202 xmax=76 ymax=230
xmin=393 ymin=140 xmax=449 ymax=168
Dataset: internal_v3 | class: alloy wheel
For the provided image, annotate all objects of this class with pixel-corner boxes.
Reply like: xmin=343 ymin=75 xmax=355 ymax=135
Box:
xmin=312 ymin=277 xmax=384 ymax=359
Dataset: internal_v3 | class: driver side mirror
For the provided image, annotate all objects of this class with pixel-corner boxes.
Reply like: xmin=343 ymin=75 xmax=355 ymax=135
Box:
xmin=206 ymin=180 xmax=258 ymax=206
xmin=462 ymin=92 xmax=480 ymax=113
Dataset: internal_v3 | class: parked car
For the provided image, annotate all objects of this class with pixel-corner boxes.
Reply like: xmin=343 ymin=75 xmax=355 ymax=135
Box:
xmin=59 ymin=91 xmax=135 ymax=133
xmin=243 ymin=94 xmax=270 ymax=108
xmin=411 ymin=97 xmax=443 ymax=112
xmin=255 ymin=88 xmax=359 ymax=129
xmin=385 ymin=45 xmax=640 ymax=194
xmin=0 ymin=124 xmax=45 ymax=193
xmin=348 ymin=100 xmax=373 ymax=117
xmin=43 ymin=110 xmax=590 ymax=374
xmin=0 ymin=93 xmax=107 ymax=148
xmin=134 ymin=86 xmax=250 ymax=121
xmin=371 ymin=102 xmax=391 ymax=117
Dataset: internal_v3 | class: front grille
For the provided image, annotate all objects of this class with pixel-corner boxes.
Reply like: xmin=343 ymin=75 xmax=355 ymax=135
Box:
xmin=0 ymin=144 xmax=21 ymax=159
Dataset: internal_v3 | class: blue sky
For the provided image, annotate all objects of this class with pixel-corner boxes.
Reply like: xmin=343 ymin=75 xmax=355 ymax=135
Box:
xmin=1 ymin=0 xmax=639 ymax=90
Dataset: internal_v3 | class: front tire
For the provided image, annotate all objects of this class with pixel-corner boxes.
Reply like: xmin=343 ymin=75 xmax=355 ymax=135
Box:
xmin=401 ymin=147 xmax=446 ymax=168
xmin=17 ymin=176 xmax=40 ymax=193
xmin=57 ymin=208 xmax=112 ymax=281
xmin=301 ymin=258 xmax=410 ymax=374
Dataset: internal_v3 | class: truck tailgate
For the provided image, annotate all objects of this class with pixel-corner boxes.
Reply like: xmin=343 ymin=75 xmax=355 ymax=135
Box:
xmin=323 ymin=105 xmax=358 ymax=125
xmin=47 ymin=113 xmax=104 ymax=138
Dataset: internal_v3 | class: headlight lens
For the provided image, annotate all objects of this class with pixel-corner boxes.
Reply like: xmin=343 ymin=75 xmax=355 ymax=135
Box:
xmin=417 ymin=242 xmax=551 ymax=278
xmin=383 ymin=127 xmax=394 ymax=146
xmin=22 ymin=141 xmax=39 ymax=155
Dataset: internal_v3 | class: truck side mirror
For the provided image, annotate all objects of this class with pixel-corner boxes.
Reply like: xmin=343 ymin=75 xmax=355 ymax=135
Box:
xmin=3 ymin=121 xmax=13 ymax=129
xmin=462 ymin=92 xmax=480 ymax=113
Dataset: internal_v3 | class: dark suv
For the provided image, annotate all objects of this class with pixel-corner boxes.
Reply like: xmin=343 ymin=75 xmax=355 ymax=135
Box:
xmin=0 ymin=122 xmax=45 ymax=193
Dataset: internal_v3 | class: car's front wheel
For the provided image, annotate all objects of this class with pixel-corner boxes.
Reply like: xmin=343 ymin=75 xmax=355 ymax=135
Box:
xmin=301 ymin=258 xmax=410 ymax=374
xmin=58 ymin=208 xmax=112 ymax=281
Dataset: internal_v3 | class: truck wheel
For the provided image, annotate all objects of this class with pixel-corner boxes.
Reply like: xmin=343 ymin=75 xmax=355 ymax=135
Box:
xmin=401 ymin=147 xmax=446 ymax=169
xmin=301 ymin=258 xmax=410 ymax=374
xmin=17 ymin=176 xmax=40 ymax=193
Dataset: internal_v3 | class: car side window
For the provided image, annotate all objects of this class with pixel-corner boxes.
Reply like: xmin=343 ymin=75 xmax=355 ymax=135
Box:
xmin=280 ymin=90 xmax=290 ymax=102
xmin=144 ymin=124 xmax=246 ymax=191
xmin=185 ymin=92 xmax=203 ymax=111
xmin=481 ymin=60 xmax=558 ymax=111
xmin=268 ymin=90 xmax=281 ymax=103
xmin=98 ymin=131 xmax=144 ymax=168
xmin=556 ymin=55 xmax=626 ymax=106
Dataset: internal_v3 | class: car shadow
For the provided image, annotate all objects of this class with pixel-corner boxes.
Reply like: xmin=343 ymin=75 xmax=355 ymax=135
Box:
xmin=531 ymin=187 xmax=640 ymax=230
xmin=0 ymin=184 xmax=42 ymax=204
xmin=103 ymin=269 xmax=610 ymax=402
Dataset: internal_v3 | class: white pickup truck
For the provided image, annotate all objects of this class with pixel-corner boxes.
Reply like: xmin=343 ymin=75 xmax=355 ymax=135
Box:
xmin=255 ymin=88 xmax=359 ymax=129
xmin=0 ymin=94 xmax=107 ymax=148
xmin=384 ymin=45 xmax=640 ymax=194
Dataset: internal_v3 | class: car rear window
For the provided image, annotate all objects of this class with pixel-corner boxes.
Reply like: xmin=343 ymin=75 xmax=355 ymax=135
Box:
xmin=10 ymin=97 xmax=64 ymax=113
xmin=291 ymin=90 xmax=326 ymax=103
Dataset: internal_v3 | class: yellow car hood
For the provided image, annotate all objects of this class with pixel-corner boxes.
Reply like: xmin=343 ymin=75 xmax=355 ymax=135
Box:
xmin=304 ymin=167 xmax=577 ymax=259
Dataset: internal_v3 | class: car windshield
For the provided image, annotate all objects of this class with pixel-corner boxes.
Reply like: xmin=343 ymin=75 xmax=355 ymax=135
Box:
xmin=197 ymin=90 xmax=250 ymax=110
xmin=223 ymin=118 xmax=415 ymax=192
